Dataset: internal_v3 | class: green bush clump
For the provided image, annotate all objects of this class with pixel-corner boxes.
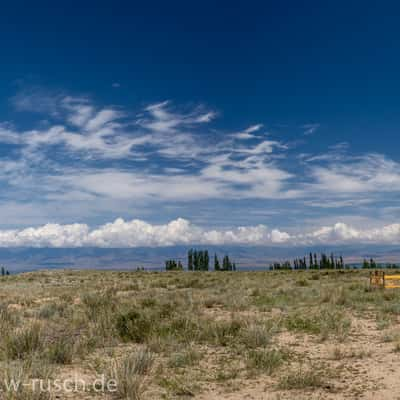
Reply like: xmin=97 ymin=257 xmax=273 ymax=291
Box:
xmin=46 ymin=337 xmax=73 ymax=364
xmin=285 ymin=308 xmax=351 ymax=340
xmin=246 ymin=348 xmax=288 ymax=374
xmin=4 ymin=323 xmax=44 ymax=360
xmin=116 ymin=310 xmax=152 ymax=343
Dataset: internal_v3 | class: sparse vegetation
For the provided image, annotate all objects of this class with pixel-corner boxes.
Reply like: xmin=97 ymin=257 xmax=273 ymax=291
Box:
xmin=0 ymin=268 xmax=397 ymax=399
xmin=246 ymin=348 xmax=289 ymax=374
xmin=107 ymin=348 xmax=154 ymax=400
xmin=4 ymin=322 xmax=44 ymax=360
xmin=278 ymin=365 xmax=326 ymax=390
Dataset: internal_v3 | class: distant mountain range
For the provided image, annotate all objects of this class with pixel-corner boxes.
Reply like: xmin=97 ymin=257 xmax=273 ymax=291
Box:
xmin=0 ymin=245 xmax=399 ymax=273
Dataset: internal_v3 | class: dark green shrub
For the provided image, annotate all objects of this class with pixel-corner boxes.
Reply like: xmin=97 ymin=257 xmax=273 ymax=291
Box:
xmin=47 ymin=337 xmax=73 ymax=364
xmin=116 ymin=310 xmax=152 ymax=343
xmin=141 ymin=298 xmax=157 ymax=308
xmin=201 ymin=318 xmax=244 ymax=346
xmin=5 ymin=323 xmax=43 ymax=360
xmin=246 ymin=348 xmax=288 ymax=374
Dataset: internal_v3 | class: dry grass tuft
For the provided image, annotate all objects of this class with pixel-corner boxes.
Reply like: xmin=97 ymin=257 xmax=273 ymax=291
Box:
xmin=107 ymin=348 xmax=154 ymax=400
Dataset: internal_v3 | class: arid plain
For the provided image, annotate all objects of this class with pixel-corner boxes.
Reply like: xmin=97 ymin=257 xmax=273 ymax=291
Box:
xmin=1 ymin=269 xmax=400 ymax=399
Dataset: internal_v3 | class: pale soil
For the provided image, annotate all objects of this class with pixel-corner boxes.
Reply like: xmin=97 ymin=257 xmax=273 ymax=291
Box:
xmin=1 ymin=269 xmax=400 ymax=399
xmin=190 ymin=316 xmax=400 ymax=400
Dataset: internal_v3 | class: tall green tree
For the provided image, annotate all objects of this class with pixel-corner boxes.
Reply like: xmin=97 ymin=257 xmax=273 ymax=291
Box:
xmin=198 ymin=251 xmax=203 ymax=270
xmin=204 ymin=250 xmax=209 ymax=271
xmin=193 ymin=250 xmax=199 ymax=270
xmin=222 ymin=255 xmax=229 ymax=271
xmin=188 ymin=249 xmax=193 ymax=271
xmin=214 ymin=254 xmax=220 ymax=271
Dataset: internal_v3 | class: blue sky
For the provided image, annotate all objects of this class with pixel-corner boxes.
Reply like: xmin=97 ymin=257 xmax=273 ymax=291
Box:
xmin=0 ymin=1 xmax=399 ymax=247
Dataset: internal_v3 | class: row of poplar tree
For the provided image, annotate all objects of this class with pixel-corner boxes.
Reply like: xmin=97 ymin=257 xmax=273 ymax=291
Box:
xmin=188 ymin=249 xmax=236 ymax=271
xmin=165 ymin=249 xmax=236 ymax=271
xmin=271 ymin=253 xmax=345 ymax=270
xmin=166 ymin=253 xmax=400 ymax=271
xmin=165 ymin=260 xmax=184 ymax=271
xmin=362 ymin=258 xmax=399 ymax=268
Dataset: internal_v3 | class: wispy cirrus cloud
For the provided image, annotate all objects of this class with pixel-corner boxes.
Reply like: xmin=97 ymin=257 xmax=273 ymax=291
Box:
xmin=302 ymin=123 xmax=320 ymax=136
xmin=308 ymin=153 xmax=400 ymax=194
xmin=1 ymin=89 xmax=295 ymax=206
xmin=0 ymin=86 xmax=399 ymax=246
xmin=231 ymin=124 xmax=264 ymax=140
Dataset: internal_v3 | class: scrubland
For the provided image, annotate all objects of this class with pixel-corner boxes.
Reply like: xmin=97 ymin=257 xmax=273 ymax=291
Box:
xmin=0 ymin=269 xmax=399 ymax=399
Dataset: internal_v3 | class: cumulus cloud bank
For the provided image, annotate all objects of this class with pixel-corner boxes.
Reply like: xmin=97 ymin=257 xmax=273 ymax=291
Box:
xmin=0 ymin=218 xmax=398 ymax=248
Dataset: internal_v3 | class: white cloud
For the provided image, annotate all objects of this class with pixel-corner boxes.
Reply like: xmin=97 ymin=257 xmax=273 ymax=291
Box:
xmin=52 ymin=155 xmax=295 ymax=202
xmin=0 ymin=124 xmax=20 ymax=144
xmin=0 ymin=223 xmax=89 ymax=247
xmin=140 ymin=101 xmax=216 ymax=134
xmin=309 ymin=154 xmax=400 ymax=194
xmin=0 ymin=218 xmax=398 ymax=248
xmin=232 ymin=124 xmax=263 ymax=140
xmin=2 ymin=95 xmax=222 ymax=162
xmin=0 ymin=101 xmax=143 ymax=159
xmin=2 ymin=87 xmax=400 ymax=236
xmin=302 ymin=123 xmax=320 ymax=136
xmin=300 ymin=222 xmax=400 ymax=245
xmin=0 ymin=218 xmax=280 ymax=247
xmin=0 ymin=97 xmax=293 ymax=202
xmin=235 ymin=140 xmax=285 ymax=155
xmin=62 ymin=96 xmax=95 ymax=127
xmin=85 ymin=109 xmax=122 ymax=132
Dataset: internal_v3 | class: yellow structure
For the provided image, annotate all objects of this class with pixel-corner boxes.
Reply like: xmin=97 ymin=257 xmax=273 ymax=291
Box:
xmin=370 ymin=271 xmax=400 ymax=289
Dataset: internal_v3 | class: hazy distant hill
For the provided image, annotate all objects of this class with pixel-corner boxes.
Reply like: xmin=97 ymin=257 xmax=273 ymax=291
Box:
xmin=0 ymin=245 xmax=399 ymax=273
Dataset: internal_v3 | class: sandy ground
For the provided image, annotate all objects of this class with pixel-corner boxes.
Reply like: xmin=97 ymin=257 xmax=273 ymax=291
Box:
xmin=3 ymin=270 xmax=400 ymax=399
xmin=196 ymin=316 xmax=400 ymax=400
